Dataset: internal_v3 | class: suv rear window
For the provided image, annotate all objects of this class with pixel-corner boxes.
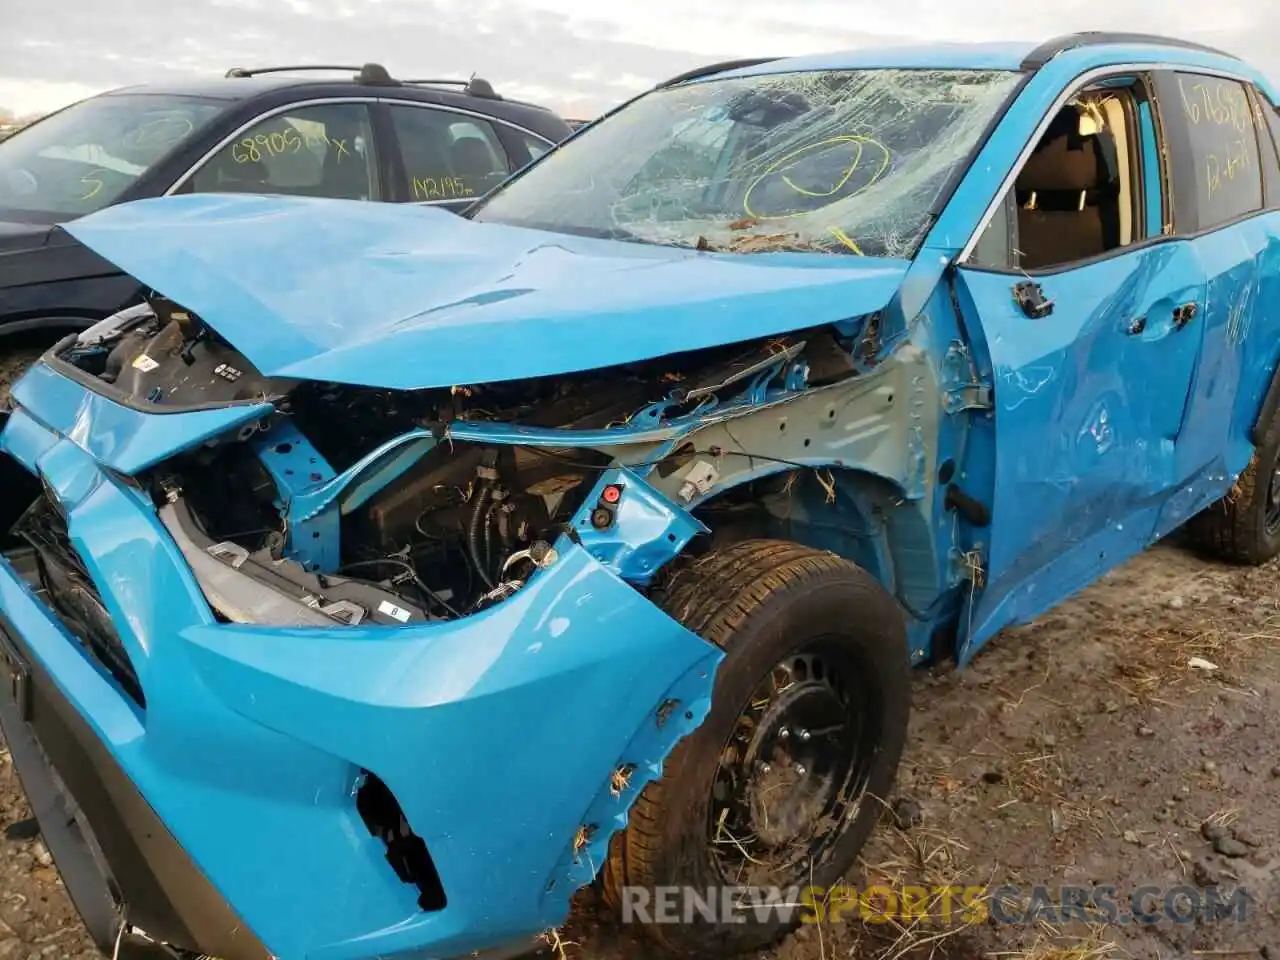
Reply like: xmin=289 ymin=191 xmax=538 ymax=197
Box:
xmin=0 ymin=93 xmax=225 ymax=221
xmin=387 ymin=105 xmax=510 ymax=202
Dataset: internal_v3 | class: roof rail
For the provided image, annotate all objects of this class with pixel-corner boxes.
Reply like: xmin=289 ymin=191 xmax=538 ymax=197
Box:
xmin=1021 ymin=31 xmax=1240 ymax=70
xmin=224 ymin=63 xmax=400 ymax=86
xmin=656 ymin=57 xmax=783 ymax=89
xmin=402 ymin=76 xmax=502 ymax=99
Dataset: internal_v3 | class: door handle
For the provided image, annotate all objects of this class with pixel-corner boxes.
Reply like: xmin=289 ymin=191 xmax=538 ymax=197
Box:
xmin=1173 ymin=302 xmax=1198 ymax=330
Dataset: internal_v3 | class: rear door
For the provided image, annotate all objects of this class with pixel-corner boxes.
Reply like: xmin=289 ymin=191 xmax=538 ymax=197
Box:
xmin=951 ymin=71 xmax=1209 ymax=657
xmin=1146 ymin=70 xmax=1279 ymax=538
xmin=381 ymin=103 xmax=516 ymax=212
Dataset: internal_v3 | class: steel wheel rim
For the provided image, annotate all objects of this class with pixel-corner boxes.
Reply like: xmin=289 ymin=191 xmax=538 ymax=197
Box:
xmin=706 ymin=638 xmax=881 ymax=888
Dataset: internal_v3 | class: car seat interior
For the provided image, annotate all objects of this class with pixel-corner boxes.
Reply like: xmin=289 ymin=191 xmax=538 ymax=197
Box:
xmin=449 ymin=136 xmax=506 ymax=192
xmin=319 ymin=123 xmax=373 ymax=200
xmin=1014 ymin=93 xmax=1134 ymax=269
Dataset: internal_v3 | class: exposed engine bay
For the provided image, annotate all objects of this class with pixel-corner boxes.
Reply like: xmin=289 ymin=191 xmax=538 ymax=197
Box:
xmin=49 ymin=297 xmax=865 ymax=624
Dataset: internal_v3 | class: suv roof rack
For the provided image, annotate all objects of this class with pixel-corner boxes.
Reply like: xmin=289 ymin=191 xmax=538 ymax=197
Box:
xmin=223 ymin=64 xmax=504 ymax=98
xmin=656 ymin=57 xmax=782 ymax=89
xmin=1021 ymin=31 xmax=1240 ymax=70
xmin=224 ymin=62 xmax=401 ymax=85
xmin=402 ymin=76 xmax=502 ymax=99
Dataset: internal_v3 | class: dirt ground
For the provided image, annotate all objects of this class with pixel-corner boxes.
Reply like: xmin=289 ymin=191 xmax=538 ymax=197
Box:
xmin=0 ymin=347 xmax=42 ymax=407
xmin=2 ymin=534 xmax=1278 ymax=960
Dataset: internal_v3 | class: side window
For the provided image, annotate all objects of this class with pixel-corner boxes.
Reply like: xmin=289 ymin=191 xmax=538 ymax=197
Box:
xmin=1250 ymin=87 xmax=1280 ymax=207
xmin=186 ymin=103 xmax=378 ymax=200
xmin=1154 ymin=72 xmax=1262 ymax=232
xmin=969 ymin=192 xmax=1018 ymax=270
xmin=388 ymin=106 xmax=510 ymax=202
xmin=520 ymin=133 xmax=553 ymax=162
xmin=1265 ymin=98 xmax=1280 ymax=174
xmin=966 ymin=78 xmax=1148 ymax=271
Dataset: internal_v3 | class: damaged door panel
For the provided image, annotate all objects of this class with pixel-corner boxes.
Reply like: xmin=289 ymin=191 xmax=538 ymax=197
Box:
xmin=1143 ymin=70 xmax=1279 ymax=541
xmin=950 ymin=66 xmax=1214 ymax=658
xmin=953 ymin=244 xmax=1209 ymax=655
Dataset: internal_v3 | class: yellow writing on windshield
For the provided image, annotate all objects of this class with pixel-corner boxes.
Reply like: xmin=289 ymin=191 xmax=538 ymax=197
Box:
xmin=412 ymin=176 xmax=474 ymax=200
xmin=78 ymin=169 xmax=105 ymax=201
xmin=123 ymin=116 xmax=195 ymax=150
xmin=743 ymin=136 xmax=891 ymax=220
xmin=827 ymin=226 xmax=864 ymax=255
xmin=232 ymin=129 xmax=352 ymax=164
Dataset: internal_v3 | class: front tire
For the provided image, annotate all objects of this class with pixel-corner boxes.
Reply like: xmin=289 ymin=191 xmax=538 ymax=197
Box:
xmin=606 ymin=539 xmax=911 ymax=956
xmin=1185 ymin=409 xmax=1280 ymax=565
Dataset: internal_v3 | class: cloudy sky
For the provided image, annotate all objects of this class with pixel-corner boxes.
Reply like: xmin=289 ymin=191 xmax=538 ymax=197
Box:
xmin=0 ymin=0 xmax=1275 ymax=120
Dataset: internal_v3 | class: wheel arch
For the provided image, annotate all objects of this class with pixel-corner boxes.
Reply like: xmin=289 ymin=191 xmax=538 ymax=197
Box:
xmin=602 ymin=534 xmax=913 ymax=956
xmin=685 ymin=462 xmax=937 ymax=614
xmin=1250 ymin=353 xmax=1280 ymax=446
xmin=0 ymin=314 xmax=98 ymax=338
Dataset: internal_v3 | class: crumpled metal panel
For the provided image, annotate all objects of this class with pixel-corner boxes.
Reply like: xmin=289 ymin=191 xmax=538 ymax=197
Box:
xmin=10 ymin=360 xmax=273 ymax=476
xmin=0 ymin=386 xmax=723 ymax=959
xmin=61 ymin=193 xmax=909 ymax=390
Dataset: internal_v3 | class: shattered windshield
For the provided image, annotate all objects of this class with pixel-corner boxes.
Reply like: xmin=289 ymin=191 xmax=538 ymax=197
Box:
xmin=471 ymin=68 xmax=1022 ymax=257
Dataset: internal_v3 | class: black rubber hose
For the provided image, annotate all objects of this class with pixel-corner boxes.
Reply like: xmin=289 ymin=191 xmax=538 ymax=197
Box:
xmin=483 ymin=500 xmax=501 ymax=582
xmin=468 ymin=483 xmax=494 ymax=589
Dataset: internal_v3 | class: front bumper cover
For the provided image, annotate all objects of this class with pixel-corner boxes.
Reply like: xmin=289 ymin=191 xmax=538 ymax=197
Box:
xmin=0 ymin=374 xmax=722 ymax=959
xmin=0 ymin=598 xmax=274 ymax=959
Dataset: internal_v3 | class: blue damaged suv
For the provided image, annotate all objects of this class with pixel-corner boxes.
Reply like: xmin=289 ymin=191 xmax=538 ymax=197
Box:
xmin=2 ymin=31 xmax=1280 ymax=960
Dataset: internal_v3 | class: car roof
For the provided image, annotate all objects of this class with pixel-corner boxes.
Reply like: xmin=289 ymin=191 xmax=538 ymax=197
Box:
xmin=680 ymin=32 xmax=1275 ymax=101
xmin=714 ymin=41 xmax=1042 ymax=74
xmin=96 ymin=64 xmax=570 ymax=136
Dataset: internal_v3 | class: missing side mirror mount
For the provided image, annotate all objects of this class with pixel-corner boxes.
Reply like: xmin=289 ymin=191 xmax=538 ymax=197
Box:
xmin=1012 ymin=280 xmax=1054 ymax=319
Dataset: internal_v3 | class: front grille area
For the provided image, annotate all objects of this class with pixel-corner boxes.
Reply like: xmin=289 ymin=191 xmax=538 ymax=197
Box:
xmin=13 ymin=497 xmax=145 ymax=708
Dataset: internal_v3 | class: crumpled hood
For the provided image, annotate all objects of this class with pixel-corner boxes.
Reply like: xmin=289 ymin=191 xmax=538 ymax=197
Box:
xmin=63 ymin=193 xmax=912 ymax=390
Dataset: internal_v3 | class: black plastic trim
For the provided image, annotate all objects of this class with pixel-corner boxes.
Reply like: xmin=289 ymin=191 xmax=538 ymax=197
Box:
xmin=656 ymin=57 xmax=782 ymax=88
xmin=1251 ymin=366 xmax=1280 ymax=445
xmin=1020 ymin=32 xmax=1240 ymax=71
xmin=0 ymin=612 xmax=273 ymax=960
xmin=44 ymin=335 xmax=288 ymax=417
xmin=0 ymin=316 xmax=97 ymax=339
xmin=944 ymin=484 xmax=992 ymax=526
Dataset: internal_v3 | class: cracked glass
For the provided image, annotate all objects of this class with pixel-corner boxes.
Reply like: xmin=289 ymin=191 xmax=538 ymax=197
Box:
xmin=470 ymin=68 xmax=1023 ymax=258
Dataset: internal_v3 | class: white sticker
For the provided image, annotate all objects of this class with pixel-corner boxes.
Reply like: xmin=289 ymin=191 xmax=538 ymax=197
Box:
xmin=377 ymin=600 xmax=412 ymax=623
xmin=132 ymin=354 xmax=159 ymax=372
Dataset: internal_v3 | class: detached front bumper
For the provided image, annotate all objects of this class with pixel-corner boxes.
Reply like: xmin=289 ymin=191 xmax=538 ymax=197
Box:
xmin=0 ymin=373 xmax=721 ymax=959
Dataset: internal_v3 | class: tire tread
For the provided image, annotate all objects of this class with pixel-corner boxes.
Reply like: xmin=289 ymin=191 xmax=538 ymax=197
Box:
xmin=1185 ymin=410 xmax=1280 ymax=565
xmin=605 ymin=538 xmax=906 ymax=955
